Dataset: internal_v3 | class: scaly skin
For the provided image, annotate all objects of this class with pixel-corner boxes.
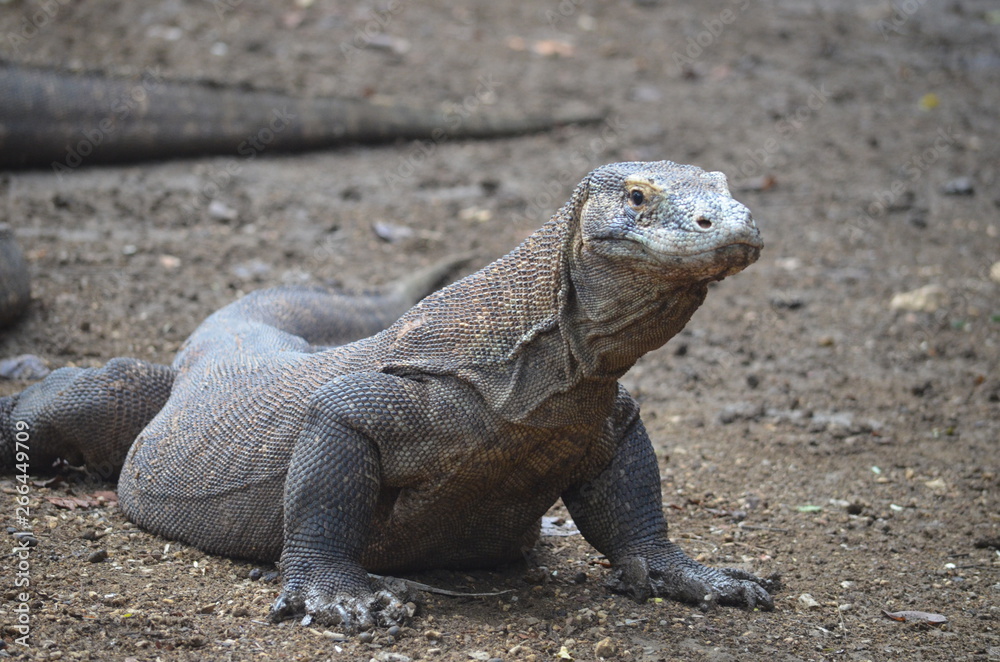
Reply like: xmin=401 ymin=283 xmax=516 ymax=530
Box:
xmin=1 ymin=161 xmax=772 ymax=632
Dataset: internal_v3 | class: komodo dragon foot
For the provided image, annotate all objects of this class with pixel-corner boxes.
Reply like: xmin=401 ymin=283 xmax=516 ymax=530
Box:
xmin=606 ymin=541 xmax=780 ymax=611
xmin=269 ymin=567 xmax=413 ymax=630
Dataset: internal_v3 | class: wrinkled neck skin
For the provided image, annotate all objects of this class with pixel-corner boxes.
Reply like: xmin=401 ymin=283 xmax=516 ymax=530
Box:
xmin=560 ymin=236 xmax=709 ymax=381
xmin=485 ymin=218 xmax=709 ymax=427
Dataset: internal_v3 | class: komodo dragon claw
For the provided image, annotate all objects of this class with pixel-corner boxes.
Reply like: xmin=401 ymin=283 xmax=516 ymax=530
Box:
xmin=606 ymin=550 xmax=778 ymax=611
xmin=269 ymin=584 xmax=413 ymax=631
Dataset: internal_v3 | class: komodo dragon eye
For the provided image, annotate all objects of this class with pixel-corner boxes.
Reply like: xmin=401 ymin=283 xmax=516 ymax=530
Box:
xmin=628 ymin=189 xmax=645 ymax=207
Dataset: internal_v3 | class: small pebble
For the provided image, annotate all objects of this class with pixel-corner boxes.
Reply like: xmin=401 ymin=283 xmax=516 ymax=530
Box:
xmin=13 ymin=532 xmax=38 ymax=547
xmin=798 ymin=593 xmax=820 ymax=609
xmin=889 ymin=284 xmax=946 ymax=313
xmin=594 ymin=637 xmax=617 ymax=658
xmin=376 ymin=653 xmax=411 ymax=662
xmin=208 ymin=200 xmax=239 ymax=221
xmin=87 ymin=549 xmax=108 ymax=563
xmin=358 ymin=631 xmax=374 ymax=644
xmin=372 ymin=221 xmax=414 ymax=243
xmin=942 ymin=176 xmax=974 ymax=195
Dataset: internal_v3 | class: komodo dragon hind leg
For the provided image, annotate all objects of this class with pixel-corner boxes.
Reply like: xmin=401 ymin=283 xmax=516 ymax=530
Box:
xmin=0 ymin=357 xmax=175 ymax=478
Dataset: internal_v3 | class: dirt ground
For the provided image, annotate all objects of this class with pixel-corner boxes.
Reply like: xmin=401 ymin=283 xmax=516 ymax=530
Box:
xmin=1 ymin=0 xmax=999 ymax=660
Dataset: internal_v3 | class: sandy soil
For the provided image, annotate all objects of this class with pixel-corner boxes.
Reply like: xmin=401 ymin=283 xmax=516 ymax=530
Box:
xmin=1 ymin=1 xmax=999 ymax=660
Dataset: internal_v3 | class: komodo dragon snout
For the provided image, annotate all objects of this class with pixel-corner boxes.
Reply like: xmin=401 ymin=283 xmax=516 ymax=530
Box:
xmin=579 ymin=161 xmax=762 ymax=281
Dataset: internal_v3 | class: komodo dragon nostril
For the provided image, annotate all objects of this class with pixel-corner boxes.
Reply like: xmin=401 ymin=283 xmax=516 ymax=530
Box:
xmin=696 ymin=217 xmax=713 ymax=230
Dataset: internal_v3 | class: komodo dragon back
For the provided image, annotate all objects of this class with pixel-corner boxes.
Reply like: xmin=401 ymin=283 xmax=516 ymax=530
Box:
xmin=0 ymin=63 xmax=605 ymax=169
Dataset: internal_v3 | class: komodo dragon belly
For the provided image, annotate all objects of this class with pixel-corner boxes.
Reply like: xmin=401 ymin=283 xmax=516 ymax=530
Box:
xmin=117 ymin=342 xmax=613 ymax=570
xmin=361 ymin=420 xmax=611 ymax=573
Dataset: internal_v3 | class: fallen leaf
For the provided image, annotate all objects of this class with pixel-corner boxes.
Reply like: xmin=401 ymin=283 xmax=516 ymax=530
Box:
xmin=923 ymin=477 xmax=948 ymax=492
xmin=506 ymin=36 xmax=527 ymax=51
xmin=91 ymin=490 xmax=119 ymax=504
xmin=532 ymin=39 xmax=575 ymax=57
xmin=45 ymin=491 xmax=119 ymax=510
xmin=918 ymin=93 xmax=939 ymax=111
xmin=45 ymin=496 xmax=90 ymax=510
xmin=882 ymin=609 xmax=947 ymax=625
xmin=737 ymin=175 xmax=777 ymax=192
xmin=158 ymin=255 xmax=181 ymax=269
xmin=890 ymin=284 xmax=947 ymax=312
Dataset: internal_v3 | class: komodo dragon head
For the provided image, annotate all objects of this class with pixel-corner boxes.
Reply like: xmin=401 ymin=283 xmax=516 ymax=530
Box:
xmin=551 ymin=160 xmax=764 ymax=381
xmin=573 ymin=160 xmax=762 ymax=284
xmin=382 ymin=160 xmax=763 ymax=421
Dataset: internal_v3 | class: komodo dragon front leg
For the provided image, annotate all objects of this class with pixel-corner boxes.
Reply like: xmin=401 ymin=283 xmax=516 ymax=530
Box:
xmin=269 ymin=374 xmax=414 ymax=630
xmin=563 ymin=391 xmax=776 ymax=610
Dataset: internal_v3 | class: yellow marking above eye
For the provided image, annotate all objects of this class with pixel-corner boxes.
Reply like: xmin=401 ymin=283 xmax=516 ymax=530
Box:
xmin=623 ymin=177 xmax=661 ymax=211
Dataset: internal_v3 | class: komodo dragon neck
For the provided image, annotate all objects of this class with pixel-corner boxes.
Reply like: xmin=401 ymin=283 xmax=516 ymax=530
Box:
xmin=376 ymin=179 xmax=722 ymax=426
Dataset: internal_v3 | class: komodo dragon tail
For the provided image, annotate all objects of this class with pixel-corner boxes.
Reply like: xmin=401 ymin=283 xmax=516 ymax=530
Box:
xmin=0 ymin=63 xmax=606 ymax=170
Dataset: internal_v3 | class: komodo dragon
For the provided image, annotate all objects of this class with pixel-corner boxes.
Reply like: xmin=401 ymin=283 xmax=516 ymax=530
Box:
xmin=1 ymin=161 xmax=772 ymax=631
xmin=0 ymin=63 xmax=604 ymax=170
